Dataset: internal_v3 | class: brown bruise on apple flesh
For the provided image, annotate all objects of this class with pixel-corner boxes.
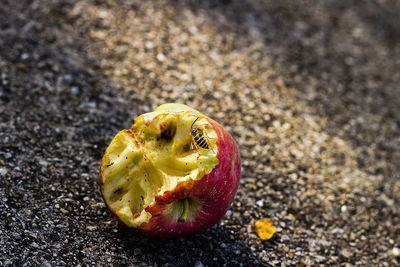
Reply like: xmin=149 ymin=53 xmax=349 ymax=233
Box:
xmin=99 ymin=110 xmax=219 ymax=228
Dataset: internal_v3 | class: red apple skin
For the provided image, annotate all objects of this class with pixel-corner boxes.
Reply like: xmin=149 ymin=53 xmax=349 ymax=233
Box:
xmin=99 ymin=114 xmax=241 ymax=237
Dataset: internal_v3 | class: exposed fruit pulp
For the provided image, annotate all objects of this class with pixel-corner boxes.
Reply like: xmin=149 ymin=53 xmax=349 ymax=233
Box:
xmin=100 ymin=111 xmax=219 ymax=227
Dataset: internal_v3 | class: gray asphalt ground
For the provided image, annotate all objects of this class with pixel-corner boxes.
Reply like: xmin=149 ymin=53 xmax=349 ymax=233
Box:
xmin=1 ymin=0 xmax=399 ymax=266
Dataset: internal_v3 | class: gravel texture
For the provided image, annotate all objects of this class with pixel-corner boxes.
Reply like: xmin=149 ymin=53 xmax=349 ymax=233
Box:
xmin=1 ymin=0 xmax=400 ymax=266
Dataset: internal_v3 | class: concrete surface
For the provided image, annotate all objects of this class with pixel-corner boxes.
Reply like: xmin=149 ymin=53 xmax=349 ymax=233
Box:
xmin=1 ymin=0 xmax=399 ymax=266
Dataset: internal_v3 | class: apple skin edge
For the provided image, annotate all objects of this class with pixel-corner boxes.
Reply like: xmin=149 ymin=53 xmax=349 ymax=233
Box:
xmin=99 ymin=113 xmax=241 ymax=237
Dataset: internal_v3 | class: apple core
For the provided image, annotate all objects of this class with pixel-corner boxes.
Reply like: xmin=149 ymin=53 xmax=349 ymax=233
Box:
xmin=100 ymin=103 xmax=240 ymax=237
xmin=100 ymin=105 xmax=219 ymax=228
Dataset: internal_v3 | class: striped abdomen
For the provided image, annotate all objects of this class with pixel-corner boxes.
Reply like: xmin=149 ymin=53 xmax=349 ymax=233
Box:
xmin=191 ymin=128 xmax=209 ymax=149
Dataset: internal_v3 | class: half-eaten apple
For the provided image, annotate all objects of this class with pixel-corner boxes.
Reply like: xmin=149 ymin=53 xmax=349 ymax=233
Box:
xmin=99 ymin=103 xmax=240 ymax=237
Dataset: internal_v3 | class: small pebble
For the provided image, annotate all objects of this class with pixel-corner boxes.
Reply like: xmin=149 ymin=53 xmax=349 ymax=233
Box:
xmin=71 ymin=86 xmax=79 ymax=95
xmin=38 ymin=159 xmax=49 ymax=167
xmin=340 ymin=249 xmax=352 ymax=258
xmin=392 ymin=247 xmax=400 ymax=257
xmin=86 ymin=225 xmax=97 ymax=231
xmin=156 ymin=53 xmax=166 ymax=62
xmin=0 ymin=168 xmax=7 ymax=176
xmin=134 ymin=248 xmax=142 ymax=256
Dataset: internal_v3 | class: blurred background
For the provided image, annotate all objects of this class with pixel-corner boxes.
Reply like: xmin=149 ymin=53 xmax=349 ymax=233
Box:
xmin=0 ymin=0 xmax=399 ymax=266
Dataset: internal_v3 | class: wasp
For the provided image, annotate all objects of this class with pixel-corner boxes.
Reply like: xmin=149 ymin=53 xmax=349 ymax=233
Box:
xmin=190 ymin=118 xmax=212 ymax=151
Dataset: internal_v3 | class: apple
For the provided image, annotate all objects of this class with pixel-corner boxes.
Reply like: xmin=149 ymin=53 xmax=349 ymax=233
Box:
xmin=99 ymin=103 xmax=240 ymax=237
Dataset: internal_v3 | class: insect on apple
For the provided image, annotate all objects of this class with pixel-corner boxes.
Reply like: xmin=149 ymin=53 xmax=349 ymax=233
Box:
xmin=99 ymin=103 xmax=241 ymax=237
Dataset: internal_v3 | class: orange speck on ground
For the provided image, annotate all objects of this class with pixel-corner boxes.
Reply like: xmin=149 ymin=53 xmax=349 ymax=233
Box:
xmin=254 ymin=218 xmax=277 ymax=241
